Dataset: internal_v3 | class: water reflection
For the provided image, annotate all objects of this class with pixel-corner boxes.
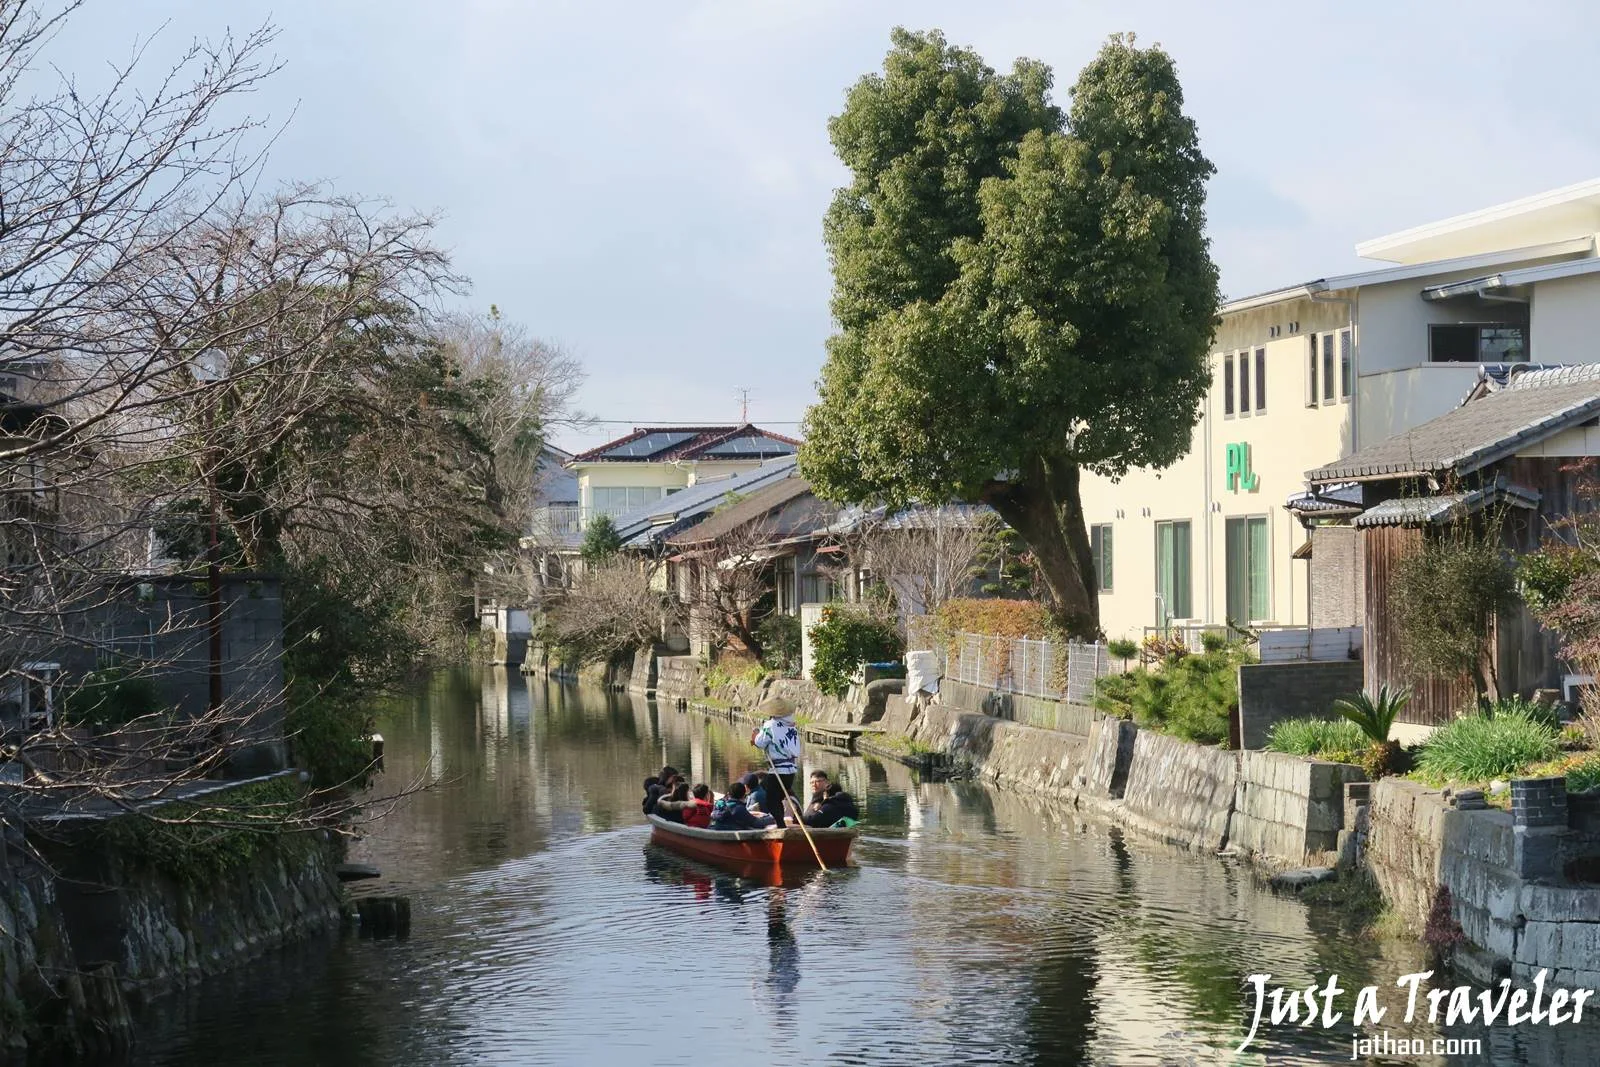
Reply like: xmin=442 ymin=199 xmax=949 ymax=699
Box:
xmin=120 ymin=669 xmax=1600 ymax=1066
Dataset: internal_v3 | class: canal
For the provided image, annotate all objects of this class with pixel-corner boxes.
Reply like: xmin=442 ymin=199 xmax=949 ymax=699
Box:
xmin=125 ymin=669 xmax=1594 ymax=1065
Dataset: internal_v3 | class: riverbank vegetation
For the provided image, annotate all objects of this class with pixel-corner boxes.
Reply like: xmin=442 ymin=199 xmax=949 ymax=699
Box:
xmin=0 ymin=1 xmax=580 ymax=809
xmin=1092 ymin=634 xmax=1251 ymax=746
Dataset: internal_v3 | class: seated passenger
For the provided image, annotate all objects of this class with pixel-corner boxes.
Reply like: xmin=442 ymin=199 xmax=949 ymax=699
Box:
xmin=642 ymin=765 xmax=679 ymax=816
xmin=740 ymin=772 xmax=768 ymax=813
xmin=683 ymin=784 xmax=715 ymax=828
xmin=803 ymin=782 xmax=860 ymax=828
xmin=654 ymin=781 xmax=693 ymax=824
xmin=711 ymin=781 xmax=775 ymax=831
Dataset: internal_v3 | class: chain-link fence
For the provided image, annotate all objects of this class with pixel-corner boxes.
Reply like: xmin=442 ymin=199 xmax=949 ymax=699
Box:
xmin=949 ymin=631 xmax=1110 ymax=706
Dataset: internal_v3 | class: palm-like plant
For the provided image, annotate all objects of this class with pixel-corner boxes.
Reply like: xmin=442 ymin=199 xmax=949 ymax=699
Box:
xmin=1333 ymin=686 xmax=1411 ymax=777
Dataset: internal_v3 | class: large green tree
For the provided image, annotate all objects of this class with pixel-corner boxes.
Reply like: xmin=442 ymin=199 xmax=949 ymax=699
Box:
xmin=801 ymin=30 xmax=1220 ymax=636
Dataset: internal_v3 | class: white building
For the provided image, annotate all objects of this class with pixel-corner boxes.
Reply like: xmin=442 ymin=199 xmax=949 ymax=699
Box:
xmin=1082 ymin=177 xmax=1600 ymax=640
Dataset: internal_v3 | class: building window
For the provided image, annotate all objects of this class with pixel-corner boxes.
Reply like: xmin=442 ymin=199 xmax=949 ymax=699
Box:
xmin=1429 ymin=323 xmax=1527 ymax=363
xmin=799 ymin=573 xmax=834 ymax=605
xmin=1224 ymin=516 xmax=1270 ymax=626
xmin=1090 ymin=524 xmax=1114 ymax=593
xmin=1237 ymin=351 xmax=1250 ymax=417
xmin=1306 ymin=337 xmax=1318 ymax=407
xmin=1254 ymin=348 xmax=1267 ymax=412
xmin=1340 ymin=329 xmax=1353 ymax=399
xmin=1223 ymin=356 xmax=1234 ymax=417
xmin=589 ymin=485 xmax=666 ymax=521
xmin=1321 ymin=334 xmax=1336 ymax=403
xmin=1155 ymin=520 xmax=1192 ymax=622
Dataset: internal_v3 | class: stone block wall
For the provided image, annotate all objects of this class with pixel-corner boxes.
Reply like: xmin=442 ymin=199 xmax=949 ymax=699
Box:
xmin=2 ymin=776 xmax=344 ymax=1059
xmin=1237 ymin=660 xmax=1364 ymax=749
xmin=1365 ymin=776 xmax=1600 ymax=984
xmin=1077 ymin=716 xmax=1135 ymax=799
xmin=1120 ymin=731 xmax=1238 ymax=851
xmin=938 ymin=678 xmax=1097 ymax=735
xmin=1231 ymin=752 xmax=1366 ymax=865
xmin=655 ymin=656 xmax=704 ymax=700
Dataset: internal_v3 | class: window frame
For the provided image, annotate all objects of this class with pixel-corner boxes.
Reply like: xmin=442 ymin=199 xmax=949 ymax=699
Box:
xmin=1154 ymin=519 xmax=1193 ymax=622
xmin=1339 ymin=329 xmax=1353 ymax=400
xmin=1306 ymin=336 xmax=1319 ymax=408
xmin=1237 ymin=350 xmax=1251 ymax=418
xmin=1321 ymin=333 xmax=1336 ymax=403
xmin=1428 ymin=322 xmax=1528 ymax=364
xmin=1090 ymin=523 xmax=1114 ymax=593
xmin=1224 ymin=514 xmax=1271 ymax=627
xmin=1223 ymin=355 xmax=1235 ymax=417
xmin=1254 ymin=348 xmax=1267 ymax=413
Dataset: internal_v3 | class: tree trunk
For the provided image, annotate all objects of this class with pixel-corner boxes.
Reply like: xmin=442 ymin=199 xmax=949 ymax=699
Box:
xmin=982 ymin=454 xmax=1100 ymax=639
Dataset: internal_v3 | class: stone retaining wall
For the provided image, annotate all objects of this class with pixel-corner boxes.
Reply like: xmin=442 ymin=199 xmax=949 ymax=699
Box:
xmin=1365 ymin=777 xmax=1600 ymax=986
xmin=937 ymin=680 xmax=1097 ymax=735
xmin=1 ymin=779 xmax=345 ymax=1060
xmin=1120 ymin=731 xmax=1239 ymax=851
xmin=1231 ymin=751 xmax=1366 ymax=865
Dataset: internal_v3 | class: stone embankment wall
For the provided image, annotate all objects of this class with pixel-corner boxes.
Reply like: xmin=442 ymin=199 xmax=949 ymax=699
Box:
xmin=655 ymin=657 xmax=868 ymax=726
xmin=1363 ymin=776 xmax=1600 ymax=986
xmin=1 ymin=778 xmax=345 ymax=1060
xmin=876 ymin=695 xmax=1361 ymax=868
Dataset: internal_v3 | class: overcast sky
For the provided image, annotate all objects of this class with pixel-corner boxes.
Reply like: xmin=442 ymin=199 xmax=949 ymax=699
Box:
xmin=52 ymin=1 xmax=1600 ymax=451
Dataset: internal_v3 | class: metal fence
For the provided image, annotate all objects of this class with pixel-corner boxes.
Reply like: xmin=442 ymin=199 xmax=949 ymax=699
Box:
xmin=950 ymin=631 xmax=1112 ymax=706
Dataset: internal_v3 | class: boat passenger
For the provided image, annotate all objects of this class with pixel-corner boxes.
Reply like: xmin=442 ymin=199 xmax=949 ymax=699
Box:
xmin=803 ymin=770 xmax=830 ymax=818
xmin=683 ymin=784 xmax=714 ymax=828
xmin=751 ymin=698 xmax=802 ymax=828
xmin=654 ymin=781 xmax=693 ymax=824
xmin=642 ymin=765 xmax=680 ymax=816
xmin=711 ymin=781 xmax=775 ymax=831
xmin=740 ymin=772 xmax=767 ymax=813
xmin=803 ymin=783 xmax=860 ymax=828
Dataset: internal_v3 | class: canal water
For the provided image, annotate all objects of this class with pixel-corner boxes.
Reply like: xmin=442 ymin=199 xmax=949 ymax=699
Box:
xmin=126 ymin=669 xmax=1595 ymax=1066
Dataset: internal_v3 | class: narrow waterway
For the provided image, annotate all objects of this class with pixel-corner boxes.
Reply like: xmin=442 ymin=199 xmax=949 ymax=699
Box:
xmin=124 ymin=670 xmax=1594 ymax=1066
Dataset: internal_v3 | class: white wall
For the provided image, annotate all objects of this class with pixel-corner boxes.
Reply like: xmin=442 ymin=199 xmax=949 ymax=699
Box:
xmin=1531 ymin=272 xmax=1600 ymax=362
xmin=1355 ymin=365 xmax=1483 ymax=449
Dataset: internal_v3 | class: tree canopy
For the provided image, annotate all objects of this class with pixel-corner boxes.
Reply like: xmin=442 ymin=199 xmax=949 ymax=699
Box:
xmin=800 ymin=30 xmax=1220 ymax=635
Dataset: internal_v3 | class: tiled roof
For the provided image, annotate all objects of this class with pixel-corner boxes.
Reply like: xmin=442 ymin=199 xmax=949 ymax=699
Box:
xmin=613 ymin=456 xmax=799 ymax=548
xmin=1307 ymin=366 xmax=1600 ymax=483
xmin=1285 ymin=482 xmax=1365 ymax=514
xmin=569 ymin=424 xmax=800 ymax=464
xmin=666 ymin=475 xmax=829 ymax=547
xmin=1352 ymin=481 xmax=1541 ymax=528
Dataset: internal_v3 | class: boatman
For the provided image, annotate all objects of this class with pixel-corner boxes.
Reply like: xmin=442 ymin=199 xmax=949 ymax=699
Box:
xmin=751 ymin=697 xmax=802 ymax=827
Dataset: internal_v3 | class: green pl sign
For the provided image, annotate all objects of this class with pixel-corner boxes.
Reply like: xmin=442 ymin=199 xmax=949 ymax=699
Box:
xmin=1225 ymin=442 xmax=1259 ymax=493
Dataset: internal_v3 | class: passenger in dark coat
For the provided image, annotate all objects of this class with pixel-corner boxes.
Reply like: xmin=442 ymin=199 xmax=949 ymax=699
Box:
xmin=803 ymin=783 xmax=860 ymax=828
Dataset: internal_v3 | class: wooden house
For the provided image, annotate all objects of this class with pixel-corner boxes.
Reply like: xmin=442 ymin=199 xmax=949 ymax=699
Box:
xmin=1293 ymin=364 xmax=1600 ymax=728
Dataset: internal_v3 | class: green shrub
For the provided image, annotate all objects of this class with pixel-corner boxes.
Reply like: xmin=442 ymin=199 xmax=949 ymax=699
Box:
xmin=62 ymin=665 xmax=166 ymax=731
xmin=1559 ymin=755 xmax=1600 ymax=794
xmin=1416 ymin=709 xmax=1560 ymax=783
xmin=1483 ymin=693 xmax=1561 ymax=731
xmin=1092 ymin=640 xmax=1253 ymax=745
xmin=808 ymin=606 xmax=903 ymax=698
xmin=1107 ymin=638 xmax=1139 ymax=665
xmin=580 ymin=515 xmax=623 ymax=564
xmin=758 ymin=613 xmax=802 ymax=675
xmin=1265 ymin=717 xmax=1369 ymax=759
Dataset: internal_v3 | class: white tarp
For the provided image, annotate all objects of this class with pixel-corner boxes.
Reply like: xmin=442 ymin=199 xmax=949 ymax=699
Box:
xmin=905 ymin=650 xmax=940 ymax=696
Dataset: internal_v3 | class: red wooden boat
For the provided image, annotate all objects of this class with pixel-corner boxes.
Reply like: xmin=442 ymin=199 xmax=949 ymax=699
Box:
xmin=647 ymin=814 xmax=857 ymax=871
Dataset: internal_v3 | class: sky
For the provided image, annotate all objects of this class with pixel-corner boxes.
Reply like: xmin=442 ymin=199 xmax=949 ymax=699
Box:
xmin=49 ymin=0 xmax=1600 ymax=452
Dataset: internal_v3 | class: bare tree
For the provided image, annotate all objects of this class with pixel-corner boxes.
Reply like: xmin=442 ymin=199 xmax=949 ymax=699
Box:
xmin=546 ymin=558 xmax=675 ymax=665
xmin=843 ymin=506 xmax=997 ymax=624
xmin=689 ymin=516 xmax=780 ymax=657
